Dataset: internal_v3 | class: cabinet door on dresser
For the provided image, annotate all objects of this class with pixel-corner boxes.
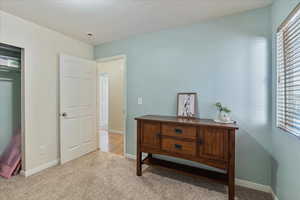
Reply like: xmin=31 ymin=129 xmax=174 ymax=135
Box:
xmin=198 ymin=127 xmax=229 ymax=162
xmin=141 ymin=121 xmax=161 ymax=150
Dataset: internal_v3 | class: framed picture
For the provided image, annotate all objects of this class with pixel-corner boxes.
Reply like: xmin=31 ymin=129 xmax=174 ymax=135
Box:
xmin=177 ymin=93 xmax=197 ymax=118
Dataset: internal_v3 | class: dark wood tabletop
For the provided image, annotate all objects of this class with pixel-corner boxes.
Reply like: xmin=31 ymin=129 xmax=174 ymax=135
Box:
xmin=135 ymin=115 xmax=239 ymax=130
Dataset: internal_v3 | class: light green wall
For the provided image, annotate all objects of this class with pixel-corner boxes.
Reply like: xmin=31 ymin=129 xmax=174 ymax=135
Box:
xmin=271 ymin=0 xmax=300 ymax=199
xmin=95 ymin=7 xmax=272 ymax=185
xmin=0 ymin=71 xmax=21 ymax=154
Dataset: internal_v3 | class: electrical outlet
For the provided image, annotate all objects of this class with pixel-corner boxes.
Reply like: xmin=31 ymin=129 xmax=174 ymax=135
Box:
xmin=138 ymin=97 xmax=143 ymax=105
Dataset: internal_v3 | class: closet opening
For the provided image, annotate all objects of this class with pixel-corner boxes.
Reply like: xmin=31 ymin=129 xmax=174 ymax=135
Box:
xmin=0 ymin=43 xmax=23 ymax=179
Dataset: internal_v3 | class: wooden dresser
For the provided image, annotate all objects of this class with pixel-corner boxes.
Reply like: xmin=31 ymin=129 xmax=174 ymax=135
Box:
xmin=135 ymin=115 xmax=238 ymax=200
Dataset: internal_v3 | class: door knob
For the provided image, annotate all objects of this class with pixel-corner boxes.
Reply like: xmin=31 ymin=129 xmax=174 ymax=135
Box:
xmin=61 ymin=112 xmax=67 ymax=117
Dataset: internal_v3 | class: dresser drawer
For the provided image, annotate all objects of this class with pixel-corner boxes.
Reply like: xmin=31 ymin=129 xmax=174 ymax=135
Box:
xmin=161 ymin=137 xmax=196 ymax=156
xmin=162 ymin=123 xmax=197 ymax=139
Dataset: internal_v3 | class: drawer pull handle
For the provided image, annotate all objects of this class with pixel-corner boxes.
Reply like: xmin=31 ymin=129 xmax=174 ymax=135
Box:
xmin=156 ymin=133 xmax=161 ymax=137
xmin=174 ymin=144 xmax=182 ymax=150
xmin=174 ymin=128 xmax=183 ymax=134
xmin=197 ymin=139 xmax=203 ymax=145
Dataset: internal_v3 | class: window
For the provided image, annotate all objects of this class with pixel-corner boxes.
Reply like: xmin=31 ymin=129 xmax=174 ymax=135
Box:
xmin=277 ymin=4 xmax=300 ymax=137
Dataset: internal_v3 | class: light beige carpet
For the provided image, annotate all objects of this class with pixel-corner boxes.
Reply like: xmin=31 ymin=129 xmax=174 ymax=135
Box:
xmin=0 ymin=151 xmax=272 ymax=200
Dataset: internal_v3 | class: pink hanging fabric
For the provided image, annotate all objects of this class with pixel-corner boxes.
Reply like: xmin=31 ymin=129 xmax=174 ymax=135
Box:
xmin=0 ymin=129 xmax=21 ymax=179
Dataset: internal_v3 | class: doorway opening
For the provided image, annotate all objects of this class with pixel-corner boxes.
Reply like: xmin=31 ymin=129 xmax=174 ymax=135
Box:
xmin=99 ymin=73 xmax=109 ymax=131
xmin=97 ymin=56 xmax=126 ymax=156
xmin=0 ymin=43 xmax=23 ymax=178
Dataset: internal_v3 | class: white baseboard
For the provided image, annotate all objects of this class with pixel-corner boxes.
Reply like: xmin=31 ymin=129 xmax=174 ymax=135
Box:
xmin=20 ymin=159 xmax=59 ymax=177
xmin=271 ymin=189 xmax=279 ymax=200
xmin=235 ymin=179 xmax=272 ymax=193
xmin=125 ymin=153 xmax=136 ymax=160
xmin=125 ymin=153 xmax=147 ymax=160
xmin=125 ymin=153 xmax=272 ymax=194
xmin=109 ymin=129 xmax=124 ymax=134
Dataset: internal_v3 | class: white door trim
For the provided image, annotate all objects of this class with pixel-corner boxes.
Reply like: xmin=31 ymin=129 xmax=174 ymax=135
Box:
xmin=20 ymin=47 xmax=26 ymax=172
xmin=96 ymin=55 xmax=126 ymax=63
xmin=96 ymin=55 xmax=127 ymax=156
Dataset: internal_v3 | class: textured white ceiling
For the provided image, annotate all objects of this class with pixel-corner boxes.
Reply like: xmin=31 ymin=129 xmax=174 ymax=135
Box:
xmin=0 ymin=0 xmax=272 ymax=45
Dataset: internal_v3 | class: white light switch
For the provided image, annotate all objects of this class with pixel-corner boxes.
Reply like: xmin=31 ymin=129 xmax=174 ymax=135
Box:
xmin=138 ymin=97 xmax=143 ymax=105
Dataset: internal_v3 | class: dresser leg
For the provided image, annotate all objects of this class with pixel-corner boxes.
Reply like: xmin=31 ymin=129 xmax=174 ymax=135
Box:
xmin=228 ymin=130 xmax=236 ymax=200
xmin=136 ymin=120 xmax=142 ymax=176
xmin=136 ymin=151 xmax=142 ymax=176
xmin=228 ymin=175 xmax=235 ymax=200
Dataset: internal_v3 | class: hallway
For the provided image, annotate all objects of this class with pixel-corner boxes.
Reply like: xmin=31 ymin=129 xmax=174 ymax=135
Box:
xmin=99 ymin=130 xmax=123 ymax=156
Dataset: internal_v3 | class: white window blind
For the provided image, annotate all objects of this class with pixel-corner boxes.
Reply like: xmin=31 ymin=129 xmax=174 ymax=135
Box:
xmin=277 ymin=4 xmax=300 ymax=137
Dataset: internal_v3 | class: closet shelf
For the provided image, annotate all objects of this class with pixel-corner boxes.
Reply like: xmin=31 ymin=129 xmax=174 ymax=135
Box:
xmin=0 ymin=65 xmax=21 ymax=73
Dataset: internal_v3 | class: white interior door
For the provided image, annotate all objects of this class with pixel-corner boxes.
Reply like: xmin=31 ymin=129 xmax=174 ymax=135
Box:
xmin=60 ymin=54 xmax=97 ymax=164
